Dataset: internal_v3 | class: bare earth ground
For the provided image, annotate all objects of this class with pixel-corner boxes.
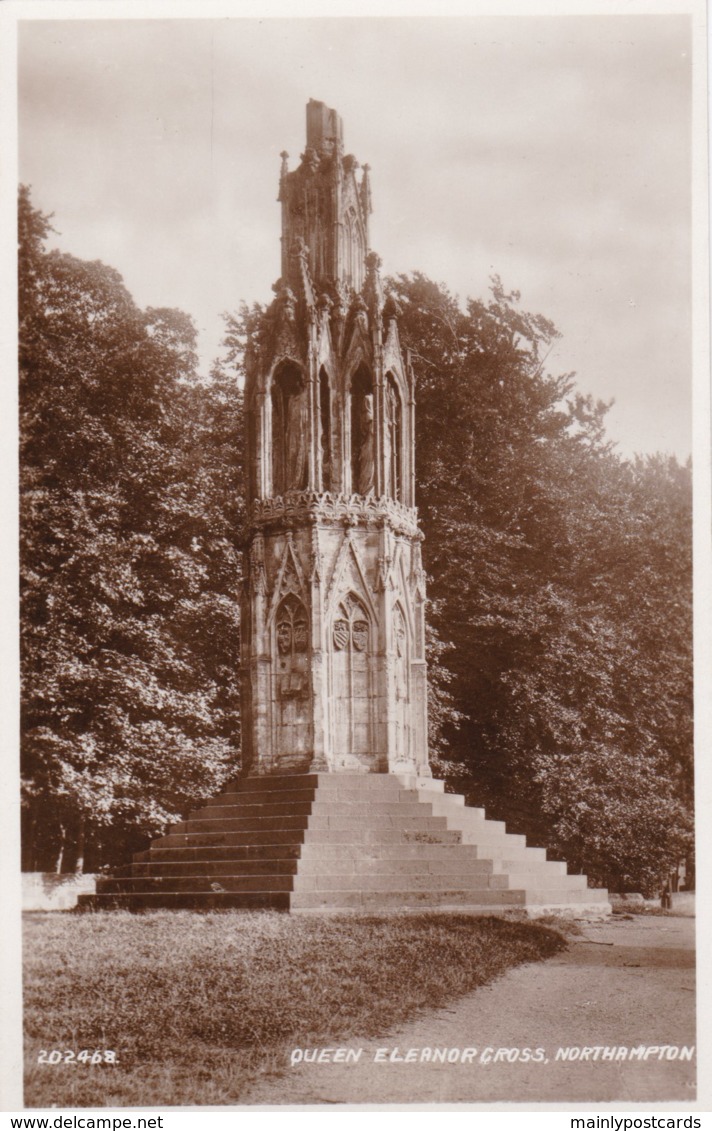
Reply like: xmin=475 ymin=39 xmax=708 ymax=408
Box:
xmin=241 ymin=915 xmax=696 ymax=1106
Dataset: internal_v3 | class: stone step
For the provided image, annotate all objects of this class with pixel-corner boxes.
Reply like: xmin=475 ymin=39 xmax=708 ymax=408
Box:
xmin=301 ymin=827 xmax=461 ymax=846
xmin=173 ymin=815 xmax=311 ymax=834
xmin=294 ymin=852 xmax=570 ymax=880
xmin=311 ymin=773 xmax=419 ymax=790
xmin=94 ymin=772 xmax=609 ymax=917
xmin=459 ymin=828 xmax=527 ymax=849
xmin=458 ymin=845 xmax=548 ymax=866
xmin=212 ymin=789 xmax=407 ymax=812
xmin=296 ymin=783 xmax=408 ymax=800
xmin=414 ymin=809 xmax=520 ymax=843
xmin=297 ymin=842 xmax=490 ymax=862
xmin=308 ymin=800 xmax=429 ymax=817
xmin=290 ymin=888 xmax=531 ymax=910
xmin=231 ymin=774 xmax=322 ymax=793
xmin=295 ymin=854 xmax=496 ymax=876
xmin=419 ymin=793 xmax=555 ymax=857
xmin=120 ymin=858 xmax=572 ymax=886
xmin=195 ymin=779 xmax=438 ymax=809
xmin=516 ymin=887 xmax=611 ymax=906
xmin=195 ymin=796 xmax=318 ymax=814
xmin=290 ymin=886 xmax=608 ymax=911
xmin=443 ymin=814 xmax=509 ymax=836
xmin=133 ymin=843 xmax=303 ymax=864
xmin=291 ymin=873 xmax=525 ymax=893
xmin=172 ymin=814 xmax=450 ymax=837
xmin=492 ymin=850 xmax=560 ymax=868
xmin=177 ymin=808 xmax=446 ymax=834
xmin=304 ymin=813 xmax=447 ymax=831
xmin=488 ymin=872 xmax=588 ymax=891
xmin=97 ymin=874 xmax=295 ymax=894
xmin=78 ymin=890 xmax=290 ymax=911
xmin=190 ymin=801 xmax=314 ymax=821
xmin=428 ymin=796 xmax=489 ymax=815
xmin=129 ymin=859 xmax=299 ymax=878
xmin=155 ymin=829 xmax=308 ymax=848
xmin=234 ymin=773 xmax=406 ymax=794
xmin=393 ymin=774 xmax=445 ymax=793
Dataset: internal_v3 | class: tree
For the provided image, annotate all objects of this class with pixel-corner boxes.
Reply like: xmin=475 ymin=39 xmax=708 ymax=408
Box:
xmin=20 ymin=187 xmax=244 ymax=872
xmin=21 ymin=184 xmax=692 ymax=892
xmin=390 ymin=272 xmax=693 ymax=894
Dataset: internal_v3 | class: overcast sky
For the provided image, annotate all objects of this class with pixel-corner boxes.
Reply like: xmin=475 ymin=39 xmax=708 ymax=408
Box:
xmin=18 ymin=14 xmax=693 ymax=459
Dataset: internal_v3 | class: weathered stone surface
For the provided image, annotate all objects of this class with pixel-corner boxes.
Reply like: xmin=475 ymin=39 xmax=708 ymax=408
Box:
xmin=241 ymin=101 xmax=429 ymax=779
xmin=22 ymin=872 xmax=97 ymax=911
xmin=80 ymin=773 xmax=609 ymax=916
xmin=80 ymin=105 xmax=610 ymax=920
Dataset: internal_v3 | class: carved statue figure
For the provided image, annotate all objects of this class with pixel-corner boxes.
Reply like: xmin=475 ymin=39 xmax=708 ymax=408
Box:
xmin=277 ymin=620 xmax=292 ymax=655
xmin=273 ymin=362 xmax=309 ymax=494
xmin=385 ymin=378 xmax=401 ymax=500
xmin=358 ymin=393 xmax=375 ymax=495
xmin=276 ymin=593 xmax=309 ymax=658
xmin=293 ymin=618 xmax=308 ymax=653
xmin=281 ymin=285 xmax=297 ymax=324
xmin=352 ymin=620 xmax=369 ymax=653
xmin=284 ymin=383 xmax=308 ymax=491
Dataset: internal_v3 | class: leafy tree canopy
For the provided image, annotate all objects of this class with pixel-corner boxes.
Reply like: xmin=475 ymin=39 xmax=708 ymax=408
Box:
xmin=20 ymin=188 xmax=692 ymax=894
xmin=20 ymin=186 xmax=244 ymax=872
xmin=389 ymin=272 xmax=692 ymax=894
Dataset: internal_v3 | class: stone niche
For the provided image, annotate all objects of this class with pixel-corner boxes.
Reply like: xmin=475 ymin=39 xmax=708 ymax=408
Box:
xmin=241 ymin=499 xmax=429 ymax=778
xmin=240 ymin=99 xmax=430 ymax=779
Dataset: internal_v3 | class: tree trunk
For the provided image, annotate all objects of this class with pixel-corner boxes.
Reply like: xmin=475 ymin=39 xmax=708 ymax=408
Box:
xmin=54 ymin=825 xmax=66 ymax=874
xmin=74 ymin=818 xmax=85 ymax=875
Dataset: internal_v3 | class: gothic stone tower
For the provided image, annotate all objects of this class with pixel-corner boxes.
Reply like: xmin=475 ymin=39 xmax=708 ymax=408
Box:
xmin=81 ymin=100 xmax=610 ymax=916
xmin=241 ymin=100 xmax=431 ymax=778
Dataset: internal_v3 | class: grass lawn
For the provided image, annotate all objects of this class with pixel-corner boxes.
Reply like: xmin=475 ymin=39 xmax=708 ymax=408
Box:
xmin=24 ymin=909 xmax=566 ymax=1108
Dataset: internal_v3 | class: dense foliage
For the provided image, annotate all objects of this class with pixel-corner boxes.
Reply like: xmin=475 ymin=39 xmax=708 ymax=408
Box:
xmin=19 ymin=190 xmax=692 ymax=891
xmin=390 ymin=273 xmax=693 ymax=894
xmin=20 ymin=188 xmax=244 ymax=871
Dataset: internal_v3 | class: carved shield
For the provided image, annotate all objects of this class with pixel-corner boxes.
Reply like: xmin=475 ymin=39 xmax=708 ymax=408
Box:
xmin=352 ymin=620 xmax=369 ymax=653
xmin=333 ymin=619 xmax=349 ymax=651
xmin=276 ymin=621 xmax=292 ymax=655
xmin=293 ymin=619 xmax=308 ymax=653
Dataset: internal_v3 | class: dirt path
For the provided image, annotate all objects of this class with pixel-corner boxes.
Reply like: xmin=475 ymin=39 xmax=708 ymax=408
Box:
xmin=242 ymin=915 xmax=696 ymax=1106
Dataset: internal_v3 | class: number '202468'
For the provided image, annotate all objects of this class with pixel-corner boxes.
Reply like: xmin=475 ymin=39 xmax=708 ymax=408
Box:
xmin=37 ymin=1050 xmax=117 ymax=1065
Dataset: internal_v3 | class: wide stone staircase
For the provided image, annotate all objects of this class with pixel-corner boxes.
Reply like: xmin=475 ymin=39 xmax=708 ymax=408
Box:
xmin=79 ymin=773 xmax=610 ymax=916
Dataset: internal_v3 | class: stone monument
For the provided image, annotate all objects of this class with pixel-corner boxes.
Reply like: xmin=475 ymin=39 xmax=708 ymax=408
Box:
xmin=81 ymin=102 xmax=609 ymax=917
xmin=240 ymin=98 xmax=429 ymax=781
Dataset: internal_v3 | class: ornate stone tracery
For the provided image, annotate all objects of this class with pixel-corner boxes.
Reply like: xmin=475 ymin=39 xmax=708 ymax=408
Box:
xmin=332 ymin=593 xmax=370 ymax=654
xmin=276 ymin=594 xmax=309 ymax=659
xmin=241 ymin=100 xmax=430 ymax=778
xmin=252 ymin=491 xmax=422 ymax=540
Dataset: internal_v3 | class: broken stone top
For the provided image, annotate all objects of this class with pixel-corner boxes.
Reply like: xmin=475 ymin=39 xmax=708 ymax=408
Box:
xmin=306 ymin=99 xmax=343 ymax=153
xmin=279 ymin=100 xmax=373 ymax=293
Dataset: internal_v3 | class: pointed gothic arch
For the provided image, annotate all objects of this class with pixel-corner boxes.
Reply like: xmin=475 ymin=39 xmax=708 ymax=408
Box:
xmin=349 ymin=363 xmax=375 ymax=496
xmin=271 ymin=359 xmax=308 ymax=495
xmin=392 ymin=601 xmax=410 ymax=764
xmin=330 ymin=592 xmax=372 ymax=764
xmin=319 ymin=365 xmax=332 ymax=491
xmin=273 ymin=592 xmax=312 ymax=764
xmin=385 ymin=372 xmax=403 ymax=502
xmin=344 ymin=206 xmax=364 ymax=291
xmin=275 ymin=592 xmax=309 ymax=658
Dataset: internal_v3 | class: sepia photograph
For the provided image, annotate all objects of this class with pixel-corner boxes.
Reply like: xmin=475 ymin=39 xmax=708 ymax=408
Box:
xmin=4 ymin=1 xmax=707 ymax=1115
